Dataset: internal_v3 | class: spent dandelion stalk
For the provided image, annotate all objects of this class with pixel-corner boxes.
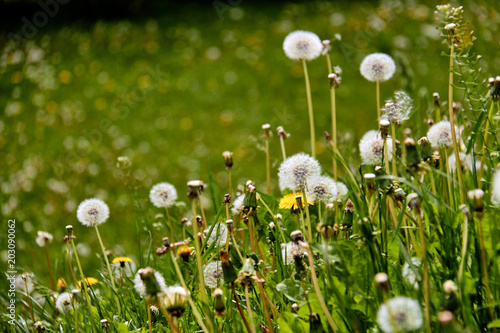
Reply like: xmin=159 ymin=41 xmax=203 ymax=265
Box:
xmin=262 ymin=124 xmax=272 ymax=194
xmin=277 ymin=126 xmax=288 ymax=161
xmin=328 ymin=67 xmax=341 ymax=180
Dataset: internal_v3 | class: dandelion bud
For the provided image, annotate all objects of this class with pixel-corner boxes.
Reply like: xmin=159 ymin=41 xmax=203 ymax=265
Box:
xmin=379 ymin=119 xmax=390 ymax=138
xmin=262 ymin=124 xmax=272 ymax=140
xmin=407 ymin=193 xmax=421 ymax=214
xmin=277 ymin=126 xmax=288 ymax=139
xmin=243 ymin=184 xmax=257 ymax=214
xmin=138 ymin=267 xmax=164 ymax=300
xmin=433 ymin=92 xmax=441 ymax=107
xmin=393 ymin=188 xmax=406 ymax=202
xmin=374 ymin=272 xmax=389 ymax=291
xmin=162 ymin=286 xmax=189 ymax=318
xmin=65 ymin=225 xmax=74 ymax=238
xmin=427 ymin=118 xmax=434 ymax=127
xmin=321 ymin=39 xmax=331 ymax=55
xmin=214 ymin=288 xmax=225 ymax=316
xmin=405 ymin=138 xmax=420 ymax=172
xmin=177 ymin=245 xmax=192 ymax=262
xmin=196 ymin=216 xmax=204 ymax=229
xmin=100 ymin=319 xmax=110 ymax=330
xmin=242 ymin=215 xmax=249 ymax=225
xmin=291 ymin=303 xmax=299 ymax=312
xmin=490 ymin=76 xmax=500 ymax=102
xmin=290 ymin=230 xmax=304 ymax=244
xmin=341 ymin=199 xmax=354 ymax=230
xmin=268 ymin=222 xmax=276 ymax=243
xmin=220 ymin=249 xmax=237 ymax=285
xmin=187 ymin=180 xmax=204 ymax=200
xmin=418 ymin=137 xmax=433 ymax=162
xmin=34 ymin=321 xmax=46 ymax=332
xmin=222 ymin=151 xmax=233 ymax=169
xmin=181 ymin=217 xmax=189 ymax=226
xmin=467 ymin=189 xmax=484 ymax=214
xmin=57 ymin=278 xmax=67 ymax=291
xmin=223 ymin=194 xmax=231 ymax=204
xmin=295 ymin=195 xmax=304 ymax=210
xmin=453 ymin=102 xmax=461 ymax=115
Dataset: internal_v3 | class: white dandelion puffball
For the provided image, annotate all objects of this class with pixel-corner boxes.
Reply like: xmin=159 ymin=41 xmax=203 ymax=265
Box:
xmin=381 ymin=90 xmax=413 ymax=124
xmin=36 ymin=231 xmax=53 ymax=247
xmin=402 ymin=257 xmax=421 ymax=289
xmin=76 ymin=198 xmax=110 ymax=227
xmin=281 ymin=241 xmax=307 ymax=265
xmin=163 ymin=285 xmax=188 ymax=309
xmin=359 ymin=130 xmax=392 ymax=165
xmin=283 ymin=30 xmax=323 ymax=61
xmin=133 ymin=271 xmax=166 ymax=297
xmin=16 ymin=275 xmax=34 ymax=293
xmin=56 ymin=292 xmax=73 ymax=312
xmin=231 ymin=194 xmax=245 ymax=215
xmin=307 ymin=176 xmax=338 ymax=204
xmin=203 ymin=261 xmax=224 ymax=289
xmin=492 ymin=169 xmax=500 ymax=204
xmin=427 ymin=121 xmax=457 ymax=149
xmin=204 ymin=223 xmax=227 ymax=247
xmin=360 ymin=53 xmax=396 ymax=82
xmin=336 ymin=182 xmax=349 ymax=199
xmin=278 ymin=153 xmax=321 ymax=191
xmin=150 ymin=182 xmax=178 ymax=208
xmin=377 ymin=297 xmax=423 ymax=332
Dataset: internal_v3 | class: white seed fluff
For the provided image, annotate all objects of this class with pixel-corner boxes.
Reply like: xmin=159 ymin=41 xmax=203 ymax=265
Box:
xmin=149 ymin=182 xmax=178 ymax=208
xmin=36 ymin=231 xmax=53 ymax=247
xmin=283 ymin=30 xmax=323 ymax=61
xmin=133 ymin=271 xmax=166 ymax=297
xmin=231 ymin=194 xmax=245 ymax=215
xmin=359 ymin=130 xmax=392 ymax=165
xmin=402 ymin=257 xmax=421 ymax=289
xmin=307 ymin=176 xmax=338 ymax=204
xmin=360 ymin=53 xmax=396 ymax=82
xmin=281 ymin=241 xmax=307 ymax=265
xmin=381 ymin=90 xmax=413 ymax=124
xmin=76 ymin=198 xmax=110 ymax=227
xmin=427 ymin=120 xmax=457 ymax=149
xmin=56 ymin=292 xmax=73 ymax=312
xmin=204 ymin=223 xmax=227 ymax=247
xmin=203 ymin=261 xmax=224 ymax=289
xmin=336 ymin=182 xmax=349 ymax=199
xmin=278 ymin=153 xmax=321 ymax=191
xmin=377 ymin=297 xmax=423 ymax=332
xmin=492 ymin=169 xmax=500 ymax=204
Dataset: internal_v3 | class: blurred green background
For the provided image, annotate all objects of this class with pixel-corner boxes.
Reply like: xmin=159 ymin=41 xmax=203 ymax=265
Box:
xmin=1 ymin=0 xmax=499 ymax=284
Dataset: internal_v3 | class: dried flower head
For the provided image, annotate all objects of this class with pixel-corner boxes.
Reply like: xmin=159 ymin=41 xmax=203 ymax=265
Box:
xmin=377 ymin=296 xmax=423 ymax=332
xmin=360 ymin=53 xmax=396 ymax=82
xmin=359 ymin=130 xmax=393 ymax=165
xmin=222 ymin=151 xmax=233 ymax=169
xmin=76 ymin=198 xmax=110 ymax=227
xmin=427 ymin=120 xmax=457 ymax=149
xmin=36 ymin=231 xmax=53 ymax=247
xmin=283 ymin=30 xmax=323 ymax=61
xmin=278 ymin=153 xmax=321 ymax=191
xmin=203 ymin=261 xmax=224 ymax=289
xmin=381 ymin=90 xmax=413 ymax=125
xmin=150 ymin=182 xmax=178 ymax=208
xmin=307 ymin=176 xmax=338 ymax=204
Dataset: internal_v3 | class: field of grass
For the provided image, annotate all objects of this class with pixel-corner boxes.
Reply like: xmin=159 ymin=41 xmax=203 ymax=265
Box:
xmin=1 ymin=0 xmax=500 ymax=332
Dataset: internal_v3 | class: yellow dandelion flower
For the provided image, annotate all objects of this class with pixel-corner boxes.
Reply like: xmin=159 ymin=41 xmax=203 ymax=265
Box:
xmin=279 ymin=193 xmax=314 ymax=210
xmin=78 ymin=277 xmax=99 ymax=288
xmin=112 ymin=256 xmax=133 ymax=264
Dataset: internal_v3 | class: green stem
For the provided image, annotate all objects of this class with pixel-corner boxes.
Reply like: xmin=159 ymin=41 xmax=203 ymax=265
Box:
xmin=300 ymin=186 xmax=313 ymax=242
xmin=390 ymin=123 xmax=397 ymax=177
xmin=376 ymin=81 xmax=380 ymax=122
xmin=302 ymin=59 xmax=316 ymax=158
xmin=478 ymin=101 xmax=496 ymax=187
xmin=279 ymin=136 xmax=287 ymax=161
xmin=265 ymin=138 xmax=271 ymax=195
xmin=166 ymin=207 xmax=174 ymax=242
xmin=330 ymin=83 xmax=337 ymax=180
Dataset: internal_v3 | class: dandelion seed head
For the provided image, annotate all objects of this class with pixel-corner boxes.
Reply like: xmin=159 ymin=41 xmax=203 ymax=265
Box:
xmin=56 ymin=292 xmax=73 ymax=312
xmin=203 ymin=261 xmax=224 ymax=289
xmin=149 ymin=182 xmax=178 ymax=208
xmin=336 ymin=182 xmax=349 ymax=199
xmin=360 ymin=53 xmax=396 ymax=82
xmin=204 ymin=223 xmax=227 ymax=247
xmin=162 ymin=285 xmax=189 ymax=317
xmin=307 ymin=176 xmax=338 ymax=204
xmin=76 ymin=198 xmax=109 ymax=227
xmin=359 ymin=130 xmax=393 ymax=165
xmin=134 ymin=270 xmax=166 ymax=297
xmin=381 ymin=91 xmax=413 ymax=124
xmin=492 ymin=169 xmax=500 ymax=204
xmin=283 ymin=30 xmax=323 ymax=61
xmin=231 ymin=194 xmax=245 ymax=215
xmin=281 ymin=241 xmax=307 ymax=265
xmin=402 ymin=257 xmax=421 ymax=289
xmin=278 ymin=153 xmax=321 ymax=191
xmin=377 ymin=297 xmax=423 ymax=332
xmin=427 ymin=121 xmax=457 ymax=149
xmin=36 ymin=231 xmax=53 ymax=247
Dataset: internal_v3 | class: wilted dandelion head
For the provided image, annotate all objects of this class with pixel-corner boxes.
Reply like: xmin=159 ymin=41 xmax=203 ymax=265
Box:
xmin=56 ymin=292 xmax=73 ymax=312
xmin=381 ymin=90 xmax=413 ymax=124
xmin=283 ymin=30 xmax=323 ymax=61
xmin=360 ymin=53 xmax=396 ymax=82
xmin=377 ymin=296 xmax=423 ymax=333
xmin=203 ymin=261 xmax=224 ymax=289
xmin=76 ymin=198 xmax=109 ymax=227
xmin=427 ymin=120 xmax=457 ymax=149
xmin=278 ymin=153 xmax=321 ymax=191
xmin=402 ymin=257 xmax=421 ymax=289
xmin=36 ymin=231 xmax=53 ymax=247
xmin=307 ymin=176 xmax=338 ymax=204
xmin=134 ymin=269 xmax=166 ymax=297
xmin=281 ymin=241 xmax=307 ymax=265
xmin=231 ymin=194 xmax=245 ymax=215
xmin=204 ymin=223 xmax=227 ymax=247
xmin=149 ymin=182 xmax=178 ymax=208
xmin=359 ymin=130 xmax=392 ymax=165
xmin=162 ymin=286 xmax=189 ymax=318
xmin=492 ymin=169 xmax=500 ymax=204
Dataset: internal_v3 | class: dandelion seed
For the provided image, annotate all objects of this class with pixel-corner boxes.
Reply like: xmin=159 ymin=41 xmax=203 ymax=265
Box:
xmin=149 ymin=182 xmax=178 ymax=208
xmin=278 ymin=153 xmax=321 ymax=191
xmin=162 ymin=286 xmax=189 ymax=318
xmin=204 ymin=222 xmax=227 ymax=247
xmin=377 ymin=296 xmax=423 ymax=332
xmin=360 ymin=53 xmax=396 ymax=82
xmin=402 ymin=257 xmax=421 ymax=289
xmin=231 ymin=193 xmax=245 ymax=215
xmin=427 ymin=121 xmax=457 ymax=149
xmin=335 ymin=182 xmax=349 ymax=199
xmin=359 ymin=130 xmax=393 ymax=165
xmin=381 ymin=90 xmax=413 ymax=124
xmin=307 ymin=176 xmax=338 ymax=204
xmin=203 ymin=261 xmax=224 ymax=289
xmin=76 ymin=198 xmax=110 ymax=227
xmin=56 ymin=292 xmax=74 ymax=312
xmin=283 ymin=30 xmax=323 ymax=61
xmin=36 ymin=231 xmax=53 ymax=247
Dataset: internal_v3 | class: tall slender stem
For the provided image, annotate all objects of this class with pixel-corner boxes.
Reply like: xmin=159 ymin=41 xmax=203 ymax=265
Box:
xmin=376 ymin=81 xmax=381 ymax=122
xmin=233 ymin=287 xmax=252 ymax=333
xmin=44 ymin=247 xmax=54 ymax=291
xmin=244 ymin=285 xmax=257 ymax=333
xmin=198 ymin=192 xmax=208 ymax=229
xmin=147 ymin=301 xmax=153 ymax=333
xmin=265 ymin=138 xmax=271 ymax=194
xmin=191 ymin=200 xmax=207 ymax=304
xmin=24 ymin=280 xmax=35 ymax=332
xmin=302 ymin=59 xmax=316 ymax=158
xmin=166 ymin=207 xmax=174 ymax=242
xmin=330 ymin=83 xmax=337 ymax=180
xmin=448 ymin=45 xmax=465 ymax=203
xmin=444 ymin=150 xmax=455 ymax=209
xmin=67 ymin=242 xmax=78 ymax=284
xmin=279 ymin=136 xmax=287 ymax=161
xmin=416 ymin=213 xmax=431 ymax=333
xmin=228 ymin=170 xmax=233 ymax=204
xmin=94 ymin=225 xmax=121 ymax=314
xmin=478 ymin=101 xmax=496 ymax=187
xmin=300 ymin=186 xmax=313 ymax=242
xmin=477 ymin=215 xmax=497 ymax=330
xmin=390 ymin=123 xmax=397 ymax=177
